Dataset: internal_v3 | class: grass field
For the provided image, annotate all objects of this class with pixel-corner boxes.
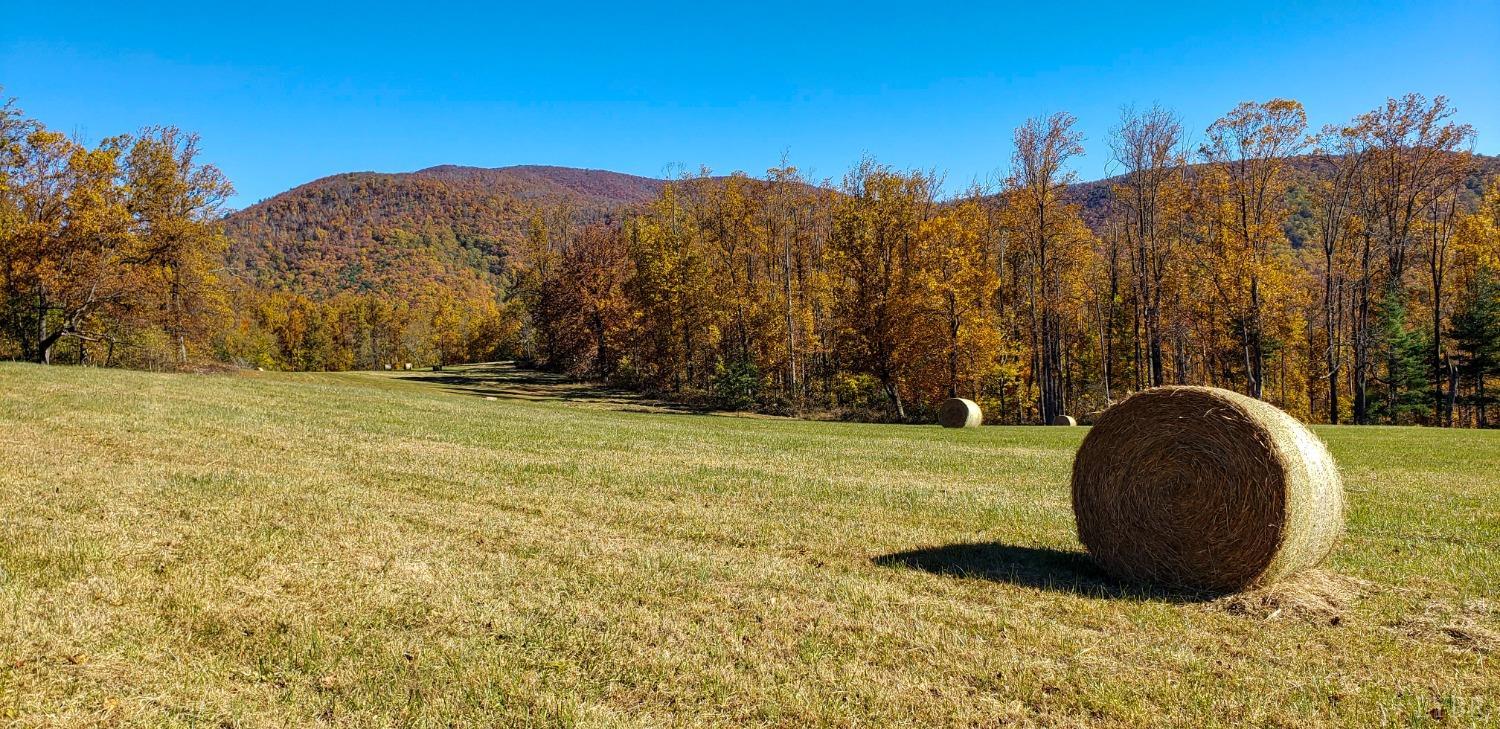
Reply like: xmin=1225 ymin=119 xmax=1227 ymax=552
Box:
xmin=0 ymin=362 xmax=1496 ymax=727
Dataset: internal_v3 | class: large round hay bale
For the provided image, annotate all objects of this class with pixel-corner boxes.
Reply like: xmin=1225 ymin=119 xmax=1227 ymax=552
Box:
xmin=938 ymin=398 xmax=982 ymax=428
xmin=1070 ymin=386 xmax=1343 ymax=593
xmin=1051 ymin=415 xmax=1077 ymax=426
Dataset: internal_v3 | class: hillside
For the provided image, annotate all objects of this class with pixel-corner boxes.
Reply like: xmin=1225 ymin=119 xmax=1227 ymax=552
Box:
xmin=1064 ymin=153 xmax=1500 ymax=245
xmin=414 ymin=164 xmax=666 ymax=204
xmin=0 ymin=361 xmax=1496 ymax=724
xmin=222 ymin=165 xmax=664 ymax=299
xmin=224 ymin=156 xmax=1499 ymax=301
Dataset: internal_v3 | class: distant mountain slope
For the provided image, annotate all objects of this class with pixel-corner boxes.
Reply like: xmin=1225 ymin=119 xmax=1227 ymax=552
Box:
xmin=225 ymin=157 xmax=1498 ymax=301
xmin=1063 ymin=154 xmax=1500 ymax=246
xmin=413 ymin=165 xmax=666 ymax=204
xmin=223 ymin=165 xmax=665 ymax=300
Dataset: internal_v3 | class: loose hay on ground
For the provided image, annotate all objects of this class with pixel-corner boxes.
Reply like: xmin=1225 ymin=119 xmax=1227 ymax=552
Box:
xmin=1210 ymin=570 xmax=1368 ymax=622
xmin=1391 ymin=598 xmax=1499 ymax=654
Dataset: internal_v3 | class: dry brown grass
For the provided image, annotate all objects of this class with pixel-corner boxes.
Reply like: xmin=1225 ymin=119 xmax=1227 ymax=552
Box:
xmin=0 ymin=362 xmax=1495 ymax=727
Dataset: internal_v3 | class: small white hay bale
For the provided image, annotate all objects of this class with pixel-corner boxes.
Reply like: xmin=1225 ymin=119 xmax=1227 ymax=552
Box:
xmin=383 ymin=364 xmax=392 ymax=370
xmin=938 ymin=398 xmax=982 ymax=428
xmin=1051 ymin=415 xmax=1078 ymax=426
xmin=405 ymin=362 xmax=412 ymax=370
xmin=483 ymin=396 xmax=497 ymax=401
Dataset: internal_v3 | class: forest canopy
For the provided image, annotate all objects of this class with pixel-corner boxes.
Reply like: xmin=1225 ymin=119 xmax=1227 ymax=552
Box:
xmin=2 ymin=91 xmax=1497 ymax=426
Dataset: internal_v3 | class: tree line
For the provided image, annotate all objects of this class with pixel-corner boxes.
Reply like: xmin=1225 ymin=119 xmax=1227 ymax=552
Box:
xmin=0 ymin=96 xmax=234 ymax=368
xmin=3 ymin=91 xmax=1497 ymax=426
xmin=515 ymin=95 xmax=1499 ymax=427
xmin=0 ymin=92 xmax=522 ymax=372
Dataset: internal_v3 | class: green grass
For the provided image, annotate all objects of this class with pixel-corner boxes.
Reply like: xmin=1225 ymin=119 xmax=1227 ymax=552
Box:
xmin=0 ymin=362 xmax=1495 ymax=727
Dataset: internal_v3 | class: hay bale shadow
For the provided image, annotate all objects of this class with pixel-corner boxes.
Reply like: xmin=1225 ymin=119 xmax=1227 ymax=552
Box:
xmin=873 ymin=542 xmax=1215 ymax=604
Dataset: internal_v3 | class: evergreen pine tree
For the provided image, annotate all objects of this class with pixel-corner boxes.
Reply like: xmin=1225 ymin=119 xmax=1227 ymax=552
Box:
xmin=1371 ymin=295 xmax=1430 ymax=423
xmin=1450 ymin=270 xmax=1500 ymax=427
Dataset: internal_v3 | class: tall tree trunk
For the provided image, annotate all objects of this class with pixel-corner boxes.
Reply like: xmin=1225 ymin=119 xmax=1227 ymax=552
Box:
xmin=947 ymin=292 xmax=959 ymax=398
xmin=36 ymin=288 xmax=48 ymax=364
xmin=1444 ymin=354 xmax=1457 ymax=426
xmin=1353 ymin=234 xmax=1373 ymax=424
xmin=1324 ymin=248 xmax=1340 ymax=424
xmin=594 ymin=310 xmax=607 ymax=379
xmin=784 ymin=231 xmax=796 ymax=396
xmin=1432 ymin=271 xmax=1444 ymax=424
xmin=1248 ymin=274 xmax=1263 ymax=399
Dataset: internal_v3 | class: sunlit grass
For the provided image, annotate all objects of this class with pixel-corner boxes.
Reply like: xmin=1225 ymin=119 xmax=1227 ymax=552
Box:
xmin=0 ymin=362 xmax=1495 ymax=726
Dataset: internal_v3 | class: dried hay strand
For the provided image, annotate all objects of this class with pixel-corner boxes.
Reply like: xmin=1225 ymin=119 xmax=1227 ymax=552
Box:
xmin=1211 ymin=570 xmax=1368 ymax=622
xmin=938 ymin=398 xmax=982 ymax=428
xmin=1392 ymin=598 xmax=1498 ymax=654
xmin=1051 ymin=415 xmax=1078 ymax=426
xmin=1071 ymin=386 xmax=1344 ymax=593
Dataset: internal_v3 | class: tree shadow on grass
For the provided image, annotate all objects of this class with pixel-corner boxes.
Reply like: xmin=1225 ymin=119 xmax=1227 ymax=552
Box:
xmin=395 ymin=361 xmax=711 ymax=415
xmin=873 ymin=542 xmax=1215 ymax=603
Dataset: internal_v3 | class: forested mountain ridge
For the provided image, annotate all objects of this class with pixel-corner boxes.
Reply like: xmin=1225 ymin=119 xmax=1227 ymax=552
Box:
xmin=222 ymin=165 xmax=665 ymax=299
xmin=413 ymin=164 xmax=666 ymax=204
xmin=227 ymin=155 xmax=1500 ymax=302
xmin=8 ymin=90 xmax=1499 ymax=426
xmin=1063 ymin=153 xmax=1500 ymax=244
xmin=218 ymin=135 xmax=1499 ymax=421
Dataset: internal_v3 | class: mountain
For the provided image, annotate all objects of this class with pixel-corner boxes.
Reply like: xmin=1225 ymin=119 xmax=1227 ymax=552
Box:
xmin=412 ymin=165 xmax=666 ymax=205
xmin=222 ymin=165 xmax=665 ymax=300
xmin=225 ymin=157 xmax=1499 ymax=300
xmin=1063 ymin=154 xmax=1500 ymax=247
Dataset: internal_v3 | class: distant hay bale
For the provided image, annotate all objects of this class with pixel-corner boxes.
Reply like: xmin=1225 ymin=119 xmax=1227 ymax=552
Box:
xmin=1070 ymin=386 xmax=1343 ymax=593
xmin=938 ymin=398 xmax=982 ymax=428
xmin=1051 ymin=415 xmax=1077 ymax=426
xmin=483 ymin=396 xmax=497 ymax=401
xmin=404 ymin=362 xmax=412 ymax=370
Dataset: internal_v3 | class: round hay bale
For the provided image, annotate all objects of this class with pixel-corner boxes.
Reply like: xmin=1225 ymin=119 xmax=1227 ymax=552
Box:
xmin=1051 ymin=414 xmax=1078 ymax=426
xmin=1070 ymin=386 xmax=1343 ymax=593
xmin=938 ymin=398 xmax=982 ymax=428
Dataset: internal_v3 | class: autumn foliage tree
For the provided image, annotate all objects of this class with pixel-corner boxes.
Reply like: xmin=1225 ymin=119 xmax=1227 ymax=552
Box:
xmin=909 ymin=198 xmax=1001 ymax=402
xmin=1200 ymin=99 xmax=1309 ymax=400
xmin=4 ymin=89 xmax=1496 ymax=427
xmin=1108 ymin=104 xmax=1189 ymax=392
xmin=1000 ymin=113 xmax=1096 ymax=423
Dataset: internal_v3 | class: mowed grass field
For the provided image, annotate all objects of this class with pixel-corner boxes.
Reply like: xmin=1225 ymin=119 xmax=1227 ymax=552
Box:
xmin=0 ymin=363 xmax=1496 ymax=727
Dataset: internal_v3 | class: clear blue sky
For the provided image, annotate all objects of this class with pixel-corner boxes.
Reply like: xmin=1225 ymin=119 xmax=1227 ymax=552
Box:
xmin=3 ymin=1 xmax=1496 ymax=207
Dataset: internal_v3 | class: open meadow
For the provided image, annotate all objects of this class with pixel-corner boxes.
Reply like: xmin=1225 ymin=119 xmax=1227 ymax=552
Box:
xmin=0 ymin=362 xmax=1496 ymax=727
